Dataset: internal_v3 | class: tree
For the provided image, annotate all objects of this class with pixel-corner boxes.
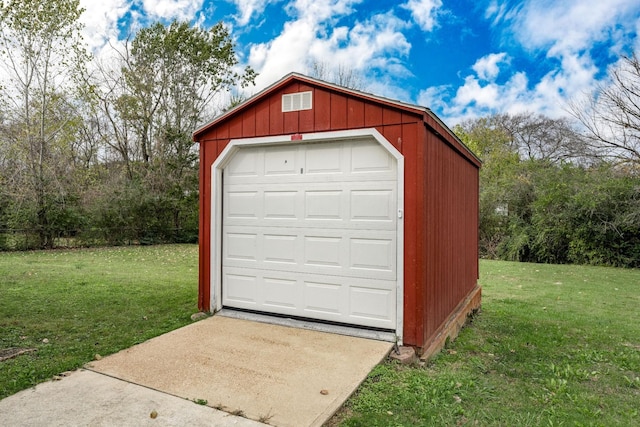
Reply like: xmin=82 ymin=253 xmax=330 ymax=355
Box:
xmin=570 ymin=52 xmax=640 ymax=165
xmin=310 ymin=61 xmax=365 ymax=90
xmin=495 ymin=113 xmax=589 ymax=163
xmin=457 ymin=112 xmax=640 ymax=267
xmin=0 ymin=0 xmax=88 ymax=248
xmin=455 ymin=117 xmax=520 ymax=258
xmin=118 ymin=20 xmax=255 ymax=166
xmin=81 ymin=20 xmax=256 ymax=244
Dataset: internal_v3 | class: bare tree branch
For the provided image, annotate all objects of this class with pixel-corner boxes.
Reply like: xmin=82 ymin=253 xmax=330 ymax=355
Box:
xmin=569 ymin=52 xmax=640 ymax=165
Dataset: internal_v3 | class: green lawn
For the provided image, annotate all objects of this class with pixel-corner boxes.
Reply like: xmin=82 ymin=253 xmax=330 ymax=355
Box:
xmin=333 ymin=260 xmax=640 ymax=426
xmin=0 ymin=245 xmax=198 ymax=399
xmin=1 ymin=248 xmax=639 ymax=426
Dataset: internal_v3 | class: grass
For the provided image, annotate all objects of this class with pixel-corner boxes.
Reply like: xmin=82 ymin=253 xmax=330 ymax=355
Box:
xmin=0 ymin=245 xmax=198 ymax=399
xmin=333 ymin=260 xmax=640 ymax=426
xmin=1 ymin=248 xmax=639 ymax=426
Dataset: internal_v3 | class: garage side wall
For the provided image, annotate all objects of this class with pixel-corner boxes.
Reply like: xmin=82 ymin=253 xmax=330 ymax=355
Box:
xmin=422 ymin=125 xmax=480 ymax=346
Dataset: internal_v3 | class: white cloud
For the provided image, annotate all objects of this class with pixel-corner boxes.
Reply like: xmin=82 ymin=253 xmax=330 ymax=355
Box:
xmin=141 ymin=0 xmax=204 ymax=21
xmin=418 ymin=71 xmax=529 ymax=124
xmin=418 ymin=51 xmax=600 ymax=125
xmin=484 ymin=0 xmax=509 ymax=25
xmin=248 ymin=19 xmax=316 ymax=87
xmin=417 ymin=85 xmax=449 ymax=112
xmin=308 ymin=12 xmax=411 ymax=72
xmin=471 ymin=52 xmax=509 ymax=81
xmin=420 ymin=0 xmax=640 ymax=125
xmin=489 ymin=0 xmax=640 ymax=58
xmin=455 ymin=76 xmax=501 ymax=109
xmin=79 ymin=0 xmax=131 ymax=52
xmin=636 ymin=19 xmax=640 ymax=52
xmin=401 ymin=0 xmax=443 ymax=32
xmin=289 ymin=0 xmax=361 ymax=23
xmin=247 ymin=4 xmax=411 ymax=92
xmin=231 ymin=0 xmax=271 ymax=26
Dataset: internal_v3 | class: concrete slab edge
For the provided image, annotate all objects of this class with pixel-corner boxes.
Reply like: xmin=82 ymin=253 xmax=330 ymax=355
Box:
xmin=308 ymin=342 xmax=393 ymax=427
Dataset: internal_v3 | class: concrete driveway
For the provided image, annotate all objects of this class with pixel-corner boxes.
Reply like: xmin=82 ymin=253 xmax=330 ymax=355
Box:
xmin=0 ymin=315 xmax=392 ymax=427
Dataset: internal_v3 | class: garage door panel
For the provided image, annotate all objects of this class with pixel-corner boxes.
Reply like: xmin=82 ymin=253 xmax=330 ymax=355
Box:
xmin=263 ymin=277 xmax=299 ymax=309
xmin=225 ymin=274 xmax=259 ymax=305
xmin=264 ymin=191 xmax=298 ymax=219
xmin=305 ymin=143 xmax=344 ymax=175
xmin=226 ymin=191 xmax=260 ymax=219
xmin=304 ymin=190 xmax=344 ymax=220
xmin=226 ymin=149 xmax=261 ymax=178
xmin=349 ymin=287 xmax=394 ymax=322
xmin=351 ymin=140 xmax=395 ymax=174
xmin=225 ymin=233 xmax=258 ymax=261
xmin=303 ymin=236 xmax=343 ymax=267
xmin=224 ymin=183 xmax=396 ymax=230
xmin=224 ymin=227 xmax=396 ymax=281
xmin=224 ymin=218 xmax=396 ymax=230
xmin=226 ymin=181 xmax=397 ymax=190
xmin=350 ymin=238 xmax=395 ymax=272
xmin=222 ymin=267 xmax=396 ymax=329
xmin=225 ymin=172 xmax=396 ymax=186
xmin=351 ymin=189 xmax=395 ymax=222
xmin=264 ymin=146 xmax=300 ymax=176
xmin=263 ymin=234 xmax=298 ymax=264
xmin=303 ymin=281 xmax=343 ymax=315
xmin=222 ymin=139 xmax=399 ymax=329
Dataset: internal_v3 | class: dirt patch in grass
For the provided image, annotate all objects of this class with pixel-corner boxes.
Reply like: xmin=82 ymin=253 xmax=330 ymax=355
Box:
xmin=0 ymin=348 xmax=36 ymax=362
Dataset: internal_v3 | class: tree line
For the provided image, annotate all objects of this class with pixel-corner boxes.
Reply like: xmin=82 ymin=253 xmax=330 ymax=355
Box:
xmin=1 ymin=0 xmax=638 ymax=268
xmin=455 ymin=80 xmax=640 ymax=267
xmin=0 ymin=0 xmax=254 ymax=249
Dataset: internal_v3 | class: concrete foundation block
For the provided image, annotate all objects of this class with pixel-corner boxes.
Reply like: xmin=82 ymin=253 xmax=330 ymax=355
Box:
xmin=389 ymin=346 xmax=417 ymax=364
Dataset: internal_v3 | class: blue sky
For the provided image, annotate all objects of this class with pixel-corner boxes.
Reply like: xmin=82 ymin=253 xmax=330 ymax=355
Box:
xmin=79 ymin=0 xmax=640 ymax=125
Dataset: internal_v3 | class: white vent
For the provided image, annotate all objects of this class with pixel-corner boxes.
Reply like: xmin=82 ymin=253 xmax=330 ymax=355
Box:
xmin=282 ymin=91 xmax=312 ymax=112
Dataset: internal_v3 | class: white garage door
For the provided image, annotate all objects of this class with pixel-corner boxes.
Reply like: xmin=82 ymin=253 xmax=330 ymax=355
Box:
xmin=222 ymin=138 xmax=398 ymax=329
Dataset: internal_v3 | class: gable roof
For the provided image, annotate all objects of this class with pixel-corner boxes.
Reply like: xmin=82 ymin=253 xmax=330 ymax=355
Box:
xmin=192 ymin=72 xmax=480 ymax=166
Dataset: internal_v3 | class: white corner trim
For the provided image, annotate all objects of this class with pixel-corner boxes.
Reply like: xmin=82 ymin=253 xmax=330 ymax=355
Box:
xmin=209 ymin=128 xmax=404 ymax=344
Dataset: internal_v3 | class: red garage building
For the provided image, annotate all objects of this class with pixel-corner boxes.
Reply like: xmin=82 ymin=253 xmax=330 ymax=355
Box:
xmin=193 ymin=73 xmax=481 ymax=356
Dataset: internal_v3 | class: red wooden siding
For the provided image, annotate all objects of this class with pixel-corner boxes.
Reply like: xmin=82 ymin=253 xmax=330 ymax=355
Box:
xmin=194 ymin=74 xmax=480 ymax=350
xmin=422 ymin=129 xmax=480 ymax=344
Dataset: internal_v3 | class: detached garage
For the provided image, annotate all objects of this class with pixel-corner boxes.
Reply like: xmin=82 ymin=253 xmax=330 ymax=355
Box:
xmin=193 ymin=73 xmax=481 ymax=355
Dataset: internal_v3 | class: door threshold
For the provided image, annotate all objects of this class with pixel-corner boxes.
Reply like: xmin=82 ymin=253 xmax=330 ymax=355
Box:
xmin=217 ymin=308 xmax=397 ymax=343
